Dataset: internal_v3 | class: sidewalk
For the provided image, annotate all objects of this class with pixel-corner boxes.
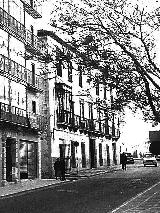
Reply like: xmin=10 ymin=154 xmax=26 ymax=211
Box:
xmin=111 ymin=181 xmax=160 ymax=213
xmin=0 ymin=165 xmax=121 ymax=198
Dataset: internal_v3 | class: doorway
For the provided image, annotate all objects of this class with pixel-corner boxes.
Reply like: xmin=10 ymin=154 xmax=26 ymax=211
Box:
xmin=112 ymin=143 xmax=117 ymax=165
xmin=89 ymin=139 xmax=97 ymax=168
xmin=71 ymin=141 xmax=76 ymax=168
xmin=6 ymin=138 xmax=16 ymax=182
xmin=19 ymin=141 xmax=38 ymax=179
xmin=106 ymin=144 xmax=110 ymax=166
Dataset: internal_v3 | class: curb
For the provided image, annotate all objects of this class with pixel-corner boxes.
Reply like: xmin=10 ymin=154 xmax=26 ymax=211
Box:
xmin=0 ymin=180 xmax=70 ymax=199
xmin=0 ymin=166 xmax=121 ymax=199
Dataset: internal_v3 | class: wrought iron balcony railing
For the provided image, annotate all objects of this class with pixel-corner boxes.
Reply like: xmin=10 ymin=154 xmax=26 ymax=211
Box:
xmin=0 ymin=54 xmax=43 ymax=91
xmin=0 ymin=102 xmax=45 ymax=131
xmin=0 ymin=7 xmax=43 ymax=55
xmin=20 ymin=0 xmax=42 ymax=19
xmin=57 ymin=110 xmax=81 ymax=130
xmin=112 ymin=128 xmax=120 ymax=139
xmin=57 ymin=110 xmax=71 ymax=126
xmin=0 ymin=7 xmax=25 ymax=41
xmin=56 ymin=109 xmax=118 ymax=138
xmin=25 ymin=29 xmax=44 ymax=55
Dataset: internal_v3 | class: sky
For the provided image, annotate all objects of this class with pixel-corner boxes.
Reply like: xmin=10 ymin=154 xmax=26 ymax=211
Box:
xmin=119 ymin=108 xmax=154 ymax=153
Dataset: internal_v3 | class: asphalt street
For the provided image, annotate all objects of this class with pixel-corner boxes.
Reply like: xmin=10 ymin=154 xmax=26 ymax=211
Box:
xmin=1 ymin=160 xmax=160 ymax=213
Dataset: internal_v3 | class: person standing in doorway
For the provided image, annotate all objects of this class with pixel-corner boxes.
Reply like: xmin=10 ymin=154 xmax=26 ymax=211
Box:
xmin=54 ymin=158 xmax=60 ymax=180
xmin=121 ymin=152 xmax=127 ymax=170
xmin=60 ymin=158 xmax=66 ymax=181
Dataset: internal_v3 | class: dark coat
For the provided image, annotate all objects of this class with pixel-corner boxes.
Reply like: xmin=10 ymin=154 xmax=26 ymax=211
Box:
xmin=121 ymin=153 xmax=127 ymax=164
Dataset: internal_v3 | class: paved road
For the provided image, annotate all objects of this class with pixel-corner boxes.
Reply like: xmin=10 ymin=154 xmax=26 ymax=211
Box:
xmin=1 ymin=160 xmax=160 ymax=213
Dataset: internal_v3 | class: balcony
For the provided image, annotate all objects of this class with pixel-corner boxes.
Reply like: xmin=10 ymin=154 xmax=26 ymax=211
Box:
xmin=20 ymin=0 xmax=42 ymax=19
xmin=0 ymin=102 xmax=28 ymax=127
xmin=57 ymin=110 xmax=71 ymax=127
xmin=0 ymin=54 xmax=43 ymax=91
xmin=79 ymin=118 xmax=87 ymax=132
xmin=57 ymin=110 xmax=81 ymax=131
xmin=74 ymin=115 xmax=80 ymax=128
xmin=112 ymin=128 xmax=120 ymax=140
xmin=0 ymin=102 xmax=45 ymax=131
xmin=94 ymin=120 xmax=106 ymax=136
xmin=0 ymin=7 xmax=25 ymax=42
xmin=28 ymin=112 xmax=46 ymax=131
xmin=27 ymin=68 xmax=44 ymax=91
xmin=0 ymin=7 xmax=43 ymax=55
xmin=25 ymin=29 xmax=44 ymax=55
xmin=87 ymin=119 xmax=95 ymax=132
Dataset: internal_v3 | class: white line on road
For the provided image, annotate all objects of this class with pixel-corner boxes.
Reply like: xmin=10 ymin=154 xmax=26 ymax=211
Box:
xmin=111 ymin=181 xmax=160 ymax=213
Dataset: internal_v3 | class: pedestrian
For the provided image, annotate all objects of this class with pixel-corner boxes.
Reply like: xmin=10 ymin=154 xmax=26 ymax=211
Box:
xmin=54 ymin=158 xmax=61 ymax=180
xmin=60 ymin=158 xmax=66 ymax=181
xmin=121 ymin=152 xmax=127 ymax=170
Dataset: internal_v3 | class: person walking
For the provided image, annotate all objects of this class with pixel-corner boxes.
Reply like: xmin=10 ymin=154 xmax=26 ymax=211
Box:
xmin=54 ymin=158 xmax=61 ymax=180
xmin=60 ymin=158 xmax=66 ymax=181
xmin=121 ymin=152 xmax=127 ymax=170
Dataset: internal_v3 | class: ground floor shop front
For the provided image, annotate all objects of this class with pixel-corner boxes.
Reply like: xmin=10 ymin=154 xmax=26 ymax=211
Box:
xmin=0 ymin=126 xmax=41 ymax=186
xmin=51 ymin=128 xmax=120 ymax=174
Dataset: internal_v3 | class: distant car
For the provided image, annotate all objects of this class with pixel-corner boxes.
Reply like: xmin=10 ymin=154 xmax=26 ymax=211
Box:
xmin=156 ymin=155 xmax=160 ymax=161
xmin=124 ymin=153 xmax=134 ymax=164
xmin=143 ymin=153 xmax=157 ymax=167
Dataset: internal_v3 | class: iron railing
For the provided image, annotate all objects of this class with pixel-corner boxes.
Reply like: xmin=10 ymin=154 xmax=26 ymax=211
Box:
xmin=56 ymin=110 xmax=116 ymax=137
xmin=0 ymin=7 xmax=43 ymax=54
xmin=0 ymin=102 xmax=45 ymax=131
xmin=20 ymin=0 xmax=42 ymax=19
xmin=0 ymin=54 xmax=43 ymax=91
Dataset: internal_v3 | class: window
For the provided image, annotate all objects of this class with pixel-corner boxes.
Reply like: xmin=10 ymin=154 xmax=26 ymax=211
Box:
xmin=80 ymin=100 xmax=84 ymax=120
xmin=17 ymin=92 xmax=20 ymax=105
xmin=96 ymin=82 xmax=99 ymax=96
xmin=31 ymin=63 xmax=35 ymax=85
xmin=89 ymin=103 xmax=93 ymax=120
xmin=57 ymin=60 xmax=62 ymax=77
xmin=4 ymin=86 xmax=6 ymax=100
xmin=30 ymin=25 xmax=34 ymax=45
xmin=30 ymin=0 xmax=33 ymax=7
xmin=32 ymin=101 xmax=36 ymax=113
xmin=68 ymin=61 xmax=72 ymax=82
xmin=78 ymin=65 xmax=83 ymax=87
xmin=104 ymin=85 xmax=106 ymax=99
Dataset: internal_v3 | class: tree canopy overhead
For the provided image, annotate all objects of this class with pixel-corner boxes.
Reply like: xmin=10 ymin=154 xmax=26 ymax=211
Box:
xmin=42 ymin=0 xmax=160 ymax=122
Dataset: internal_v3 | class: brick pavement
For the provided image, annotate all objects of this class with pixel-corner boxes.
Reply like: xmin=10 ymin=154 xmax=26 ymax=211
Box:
xmin=111 ymin=181 xmax=160 ymax=213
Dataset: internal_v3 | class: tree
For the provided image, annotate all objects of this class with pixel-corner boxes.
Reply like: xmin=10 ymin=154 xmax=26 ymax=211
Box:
xmin=41 ymin=0 xmax=160 ymax=122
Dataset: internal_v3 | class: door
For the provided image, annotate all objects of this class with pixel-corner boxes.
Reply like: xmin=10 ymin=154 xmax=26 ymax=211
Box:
xmin=6 ymin=138 xmax=16 ymax=182
xmin=112 ymin=143 xmax=117 ymax=165
xmin=89 ymin=139 xmax=97 ymax=168
xmin=106 ymin=145 xmax=110 ymax=166
xmin=99 ymin=143 xmax=103 ymax=166
xmin=59 ymin=144 xmax=66 ymax=159
xmin=81 ymin=142 xmax=86 ymax=168
xmin=71 ymin=141 xmax=76 ymax=168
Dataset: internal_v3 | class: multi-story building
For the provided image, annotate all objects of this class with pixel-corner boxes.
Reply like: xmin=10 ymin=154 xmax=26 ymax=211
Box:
xmin=38 ymin=31 xmax=121 ymax=173
xmin=0 ymin=0 xmax=47 ymax=185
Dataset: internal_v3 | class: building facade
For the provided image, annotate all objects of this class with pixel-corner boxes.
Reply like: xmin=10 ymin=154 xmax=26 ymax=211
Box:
xmin=0 ymin=0 xmax=122 ymax=185
xmin=0 ymin=0 xmax=47 ymax=185
xmin=38 ymin=33 xmax=121 ymax=174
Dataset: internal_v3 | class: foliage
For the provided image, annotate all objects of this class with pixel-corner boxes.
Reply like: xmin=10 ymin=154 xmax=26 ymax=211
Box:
xmin=43 ymin=0 xmax=160 ymax=122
